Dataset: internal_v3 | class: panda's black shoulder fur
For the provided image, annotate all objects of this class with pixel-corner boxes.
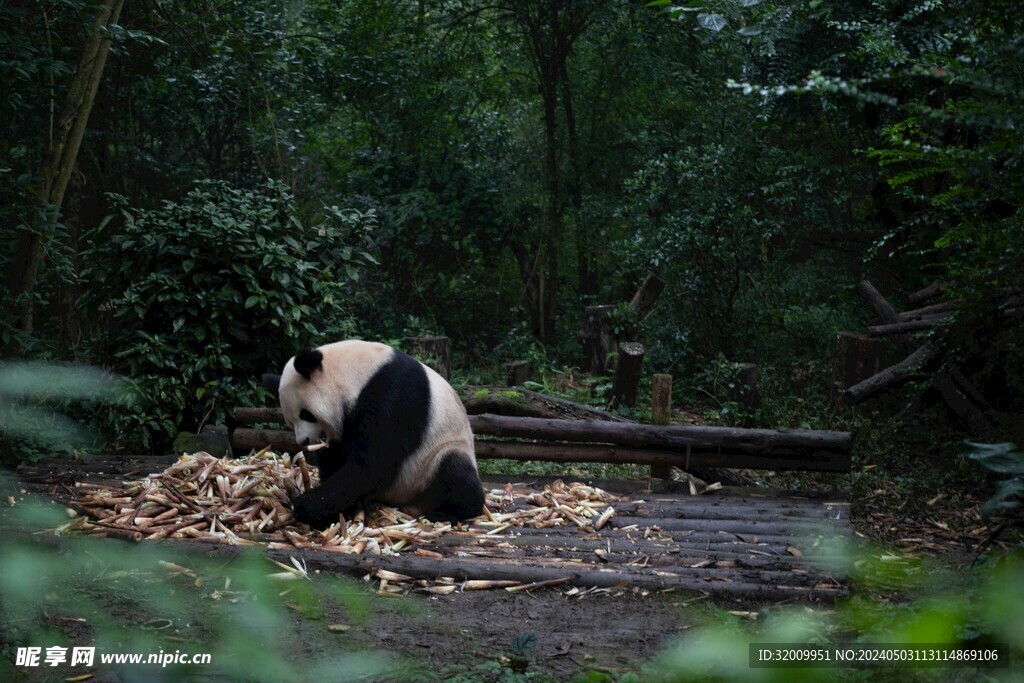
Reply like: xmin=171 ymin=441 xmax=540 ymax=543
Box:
xmin=336 ymin=346 xmax=431 ymax=478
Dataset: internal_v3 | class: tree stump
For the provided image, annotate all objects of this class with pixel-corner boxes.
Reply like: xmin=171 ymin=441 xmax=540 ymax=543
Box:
xmin=609 ymin=342 xmax=645 ymax=409
xmin=505 ymin=361 xmax=533 ymax=386
xmin=833 ymin=331 xmax=891 ymax=402
xmin=579 ymin=305 xmax=617 ymax=375
xmin=405 ymin=335 xmax=451 ymax=380
xmin=650 ymin=373 xmax=673 ymax=479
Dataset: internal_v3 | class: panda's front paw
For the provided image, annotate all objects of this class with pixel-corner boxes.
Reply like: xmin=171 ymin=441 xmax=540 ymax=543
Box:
xmin=291 ymin=490 xmax=339 ymax=529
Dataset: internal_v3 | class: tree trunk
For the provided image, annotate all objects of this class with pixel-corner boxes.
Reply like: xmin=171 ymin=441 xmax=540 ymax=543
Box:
xmin=8 ymin=0 xmax=124 ymax=347
xmin=579 ymin=305 xmax=616 ymax=374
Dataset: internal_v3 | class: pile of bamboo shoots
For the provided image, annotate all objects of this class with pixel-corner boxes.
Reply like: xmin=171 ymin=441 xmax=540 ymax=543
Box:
xmin=62 ymin=450 xmax=624 ymax=557
xmin=65 ymin=448 xmax=317 ymax=543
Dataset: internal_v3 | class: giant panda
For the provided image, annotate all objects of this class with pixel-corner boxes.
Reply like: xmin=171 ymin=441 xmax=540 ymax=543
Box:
xmin=261 ymin=340 xmax=485 ymax=529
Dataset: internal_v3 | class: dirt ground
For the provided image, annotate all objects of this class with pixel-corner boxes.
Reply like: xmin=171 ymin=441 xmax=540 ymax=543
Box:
xmin=22 ymin=558 xmax=710 ymax=682
xmin=330 ymin=587 xmax=699 ymax=678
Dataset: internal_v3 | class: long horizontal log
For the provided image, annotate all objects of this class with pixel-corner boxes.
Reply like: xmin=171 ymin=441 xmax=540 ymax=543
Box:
xmin=252 ymin=544 xmax=846 ymax=600
xmin=843 ymin=343 xmax=934 ymax=405
xmin=906 ymin=281 xmax=948 ymax=305
xmin=468 ymin=415 xmax=851 ymax=458
xmin=230 ymin=430 xmax=850 ymax=472
xmin=234 ymin=412 xmax=851 ymax=456
xmin=474 ymin=440 xmax=849 ymax=472
xmin=898 ymin=301 xmax=954 ymax=321
xmin=234 ymin=407 xmax=284 ymax=423
xmin=867 ymin=317 xmax=948 ymax=336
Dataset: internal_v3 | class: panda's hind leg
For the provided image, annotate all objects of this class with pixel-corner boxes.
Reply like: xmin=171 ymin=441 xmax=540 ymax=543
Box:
xmin=414 ymin=451 xmax=485 ymax=522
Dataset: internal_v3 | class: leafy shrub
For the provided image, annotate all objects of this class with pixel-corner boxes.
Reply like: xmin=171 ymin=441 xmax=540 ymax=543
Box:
xmin=80 ymin=180 xmax=377 ymax=451
xmin=966 ymin=442 xmax=1024 ymax=540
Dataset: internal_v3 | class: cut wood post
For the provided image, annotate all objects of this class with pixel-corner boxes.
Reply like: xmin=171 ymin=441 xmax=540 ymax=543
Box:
xmin=650 ymin=374 xmax=673 ymax=479
xmin=609 ymin=342 xmax=645 ymax=409
xmin=579 ymin=305 xmax=617 ymax=375
xmin=505 ymin=361 xmax=533 ymax=386
xmin=405 ymin=335 xmax=451 ymax=380
xmin=842 ymin=343 xmax=934 ymax=405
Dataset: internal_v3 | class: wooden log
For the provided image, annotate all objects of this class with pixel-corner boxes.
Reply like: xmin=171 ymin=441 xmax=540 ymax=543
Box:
xmin=473 ymin=440 xmax=849 ymax=472
xmin=868 ymin=318 xmax=948 ymax=336
xmin=246 ymin=545 xmax=847 ymax=601
xmin=579 ymin=305 xmax=617 ymax=375
xmin=842 ymin=343 xmax=934 ymax=405
xmin=505 ymin=361 xmax=533 ymax=386
xmin=609 ymin=342 xmax=645 ymax=409
xmin=898 ymin=301 xmax=955 ymax=321
xmin=405 ymin=335 xmax=451 ymax=380
xmin=231 ymin=430 xmax=851 ymax=472
xmin=232 ymin=427 xmax=297 ymax=454
xmin=627 ymin=274 xmax=666 ymax=321
xmin=468 ymin=415 xmax=851 ymax=459
xmin=650 ymin=374 xmax=673 ymax=479
xmin=855 ymin=280 xmax=900 ymax=324
xmin=906 ymin=281 xmax=947 ymax=305
xmin=234 ymin=407 xmax=284 ymax=424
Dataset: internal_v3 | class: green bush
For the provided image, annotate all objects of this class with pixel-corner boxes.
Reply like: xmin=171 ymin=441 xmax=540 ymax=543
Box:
xmin=80 ymin=180 xmax=378 ymax=452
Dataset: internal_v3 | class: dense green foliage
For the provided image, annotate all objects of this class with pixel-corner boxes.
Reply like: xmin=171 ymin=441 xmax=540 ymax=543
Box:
xmin=1 ymin=0 xmax=1021 ymax=444
xmin=79 ymin=181 xmax=376 ymax=449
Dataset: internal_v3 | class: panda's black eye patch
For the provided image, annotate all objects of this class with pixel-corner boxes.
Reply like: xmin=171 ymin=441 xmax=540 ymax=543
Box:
xmin=298 ymin=409 xmax=318 ymax=423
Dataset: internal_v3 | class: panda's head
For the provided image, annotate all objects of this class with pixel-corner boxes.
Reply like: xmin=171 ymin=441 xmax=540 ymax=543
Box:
xmin=262 ymin=348 xmax=340 ymax=446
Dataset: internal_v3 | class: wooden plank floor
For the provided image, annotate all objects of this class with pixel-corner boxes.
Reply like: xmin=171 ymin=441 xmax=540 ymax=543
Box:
xmin=16 ymin=455 xmax=852 ymax=601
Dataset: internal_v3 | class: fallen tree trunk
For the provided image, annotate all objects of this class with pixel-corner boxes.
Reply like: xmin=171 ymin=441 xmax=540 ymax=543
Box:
xmin=898 ymin=301 xmax=955 ymax=321
xmin=867 ymin=317 xmax=949 ymax=336
xmin=230 ymin=429 xmax=849 ymax=472
xmin=842 ymin=343 xmax=934 ymax=405
xmin=467 ymin=415 xmax=851 ymax=458
xmin=856 ymin=280 xmax=901 ymax=324
xmin=627 ymin=274 xmax=666 ymax=322
xmin=235 ymin=413 xmax=852 ymax=458
xmin=906 ymin=281 xmax=948 ymax=305
xmin=472 ymin=440 xmax=849 ymax=472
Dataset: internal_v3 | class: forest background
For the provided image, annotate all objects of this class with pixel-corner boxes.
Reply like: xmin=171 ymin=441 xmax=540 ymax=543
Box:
xmin=1 ymin=0 xmax=1022 ymax=459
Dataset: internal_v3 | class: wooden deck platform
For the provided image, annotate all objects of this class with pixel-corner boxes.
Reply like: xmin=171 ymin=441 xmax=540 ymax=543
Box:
xmin=15 ymin=455 xmax=853 ymax=601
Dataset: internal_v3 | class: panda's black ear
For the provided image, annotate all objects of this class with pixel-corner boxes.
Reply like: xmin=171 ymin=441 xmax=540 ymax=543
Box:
xmin=293 ymin=348 xmax=324 ymax=380
xmin=261 ymin=373 xmax=281 ymax=393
